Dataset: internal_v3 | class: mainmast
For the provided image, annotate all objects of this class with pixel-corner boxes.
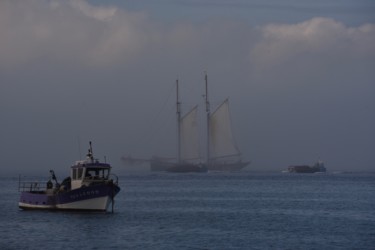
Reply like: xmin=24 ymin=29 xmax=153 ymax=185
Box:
xmin=205 ymin=72 xmax=210 ymax=165
xmin=176 ymin=79 xmax=181 ymax=164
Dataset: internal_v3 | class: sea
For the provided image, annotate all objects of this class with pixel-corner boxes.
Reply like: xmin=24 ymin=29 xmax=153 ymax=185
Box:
xmin=1 ymin=171 xmax=374 ymax=250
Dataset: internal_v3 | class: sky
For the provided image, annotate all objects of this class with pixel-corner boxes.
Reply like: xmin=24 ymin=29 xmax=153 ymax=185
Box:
xmin=0 ymin=0 xmax=374 ymax=176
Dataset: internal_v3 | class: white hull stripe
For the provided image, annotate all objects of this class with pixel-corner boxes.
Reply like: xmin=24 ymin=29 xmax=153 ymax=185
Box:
xmin=19 ymin=196 xmax=112 ymax=211
xmin=56 ymin=196 xmax=111 ymax=210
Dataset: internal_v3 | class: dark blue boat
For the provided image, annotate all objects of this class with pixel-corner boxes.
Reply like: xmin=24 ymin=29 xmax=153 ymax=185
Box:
xmin=19 ymin=142 xmax=120 ymax=212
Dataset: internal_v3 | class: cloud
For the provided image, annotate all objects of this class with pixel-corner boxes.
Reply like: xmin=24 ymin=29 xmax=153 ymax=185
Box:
xmin=1 ymin=1 xmax=374 ymax=71
xmin=251 ymin=17 xmax=375 ymax=70
xmin=67 ymin=0 xmax=117 ymax=21
xmin=0 ymin=0 xmax=151 ymax=68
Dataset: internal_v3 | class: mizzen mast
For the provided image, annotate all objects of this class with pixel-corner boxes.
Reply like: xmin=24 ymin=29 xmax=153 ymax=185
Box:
xmin=176 ymin=79 xmax=182 ymax=164
xmin=205 ymin=72 xmax=210 ymax=165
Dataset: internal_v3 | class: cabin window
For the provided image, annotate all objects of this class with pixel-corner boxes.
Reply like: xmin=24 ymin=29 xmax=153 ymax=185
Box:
xmin=100 ymin=169 xmax=109 ymax=179
xmin=77 ymin=168 xmax=83 ymax=179
xmin=72 ymin=169 xmax=83 ymax=180
xmin=85 ymin=168 xmax=99 ymax=178
xmin=85 ymin=168 xmax=110 ymax=179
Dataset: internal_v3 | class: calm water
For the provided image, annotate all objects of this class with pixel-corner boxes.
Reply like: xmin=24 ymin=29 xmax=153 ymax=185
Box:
xmin=1 ymin=172 xmax=374 ymax=249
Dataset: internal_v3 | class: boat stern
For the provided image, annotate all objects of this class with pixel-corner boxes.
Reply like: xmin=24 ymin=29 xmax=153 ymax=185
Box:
xmin=19 ymin=191 xmax=56 ymax=210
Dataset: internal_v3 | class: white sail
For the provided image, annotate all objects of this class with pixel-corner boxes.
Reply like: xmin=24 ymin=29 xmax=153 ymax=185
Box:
xmin=180 ymin=106 xmax=200 ymax=161
xmin=209 ymin=99 xmax=240 ymax=159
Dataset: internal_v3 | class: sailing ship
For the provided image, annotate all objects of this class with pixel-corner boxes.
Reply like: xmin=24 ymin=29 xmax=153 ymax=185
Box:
xmin=122 ymin=73 xmax=249 ymax=172
xmin=150 ymin=73 xmax=249 ymax=172
xmin=19 ymin=142 xmax=121 ymax=212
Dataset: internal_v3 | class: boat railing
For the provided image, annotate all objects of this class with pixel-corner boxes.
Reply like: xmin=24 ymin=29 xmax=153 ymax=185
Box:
xmin=18 ymin=181 xmax=48 ymax=192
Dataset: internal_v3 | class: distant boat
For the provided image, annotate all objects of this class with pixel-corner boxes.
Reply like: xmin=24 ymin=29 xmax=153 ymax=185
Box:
xmin=287 ymin=161 xmax=326 ymax=173
xmin=19 ymin=142 xmax=120 ymax=212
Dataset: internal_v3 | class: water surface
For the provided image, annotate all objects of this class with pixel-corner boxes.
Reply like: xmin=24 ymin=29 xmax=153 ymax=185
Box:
xmin=1 ymin=172 xmax=374 ymax=249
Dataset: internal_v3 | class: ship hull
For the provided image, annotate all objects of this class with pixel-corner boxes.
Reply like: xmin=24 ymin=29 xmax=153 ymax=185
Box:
xmin=207 ymin=161 xmax=250 ymax=171
xmin=287 ymin=165 xmax=326 ymax=173
xmin=150 ymin=160 xmax=175 ymax=171
xmin=166 ymin=163 xmax=207 ymax=173
xmin=19 ymin=184 xmax=120 ymax=212
xmin=151 ymin=159 xmax=250 ymax=172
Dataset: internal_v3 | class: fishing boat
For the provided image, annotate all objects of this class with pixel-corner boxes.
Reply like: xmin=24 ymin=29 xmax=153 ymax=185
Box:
xmin=18 ymin=142 xmax=120 ymax=212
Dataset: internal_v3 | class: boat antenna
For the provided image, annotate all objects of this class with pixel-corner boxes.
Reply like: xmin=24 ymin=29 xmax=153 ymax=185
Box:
xmin=205 ymin=71 xmax=210 ymax=165
xmin=87 ymin=141 xmax=94 ymax=160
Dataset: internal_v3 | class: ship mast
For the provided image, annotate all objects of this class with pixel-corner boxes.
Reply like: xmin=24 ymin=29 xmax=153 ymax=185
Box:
xmin=176 ymin=79 xmax=181 ymax=164
xmin=205 ymin=72 xmax=210 ymax=165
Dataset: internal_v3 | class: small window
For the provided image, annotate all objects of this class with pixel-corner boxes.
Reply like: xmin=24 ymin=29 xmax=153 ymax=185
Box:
xmin=103 ymin=169 xmax=110 ymax=179
xmin=72 ymin=169 xmax=77 ymax=179
xmin=78 ymin=168 xmax=83 ymax=179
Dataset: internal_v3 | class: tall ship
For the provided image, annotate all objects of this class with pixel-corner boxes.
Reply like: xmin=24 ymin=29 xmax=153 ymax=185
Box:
xmin=19 ymin=142 xmax=120 ymax=212
xmin=122 ymin=73 xmax=250 ymax=172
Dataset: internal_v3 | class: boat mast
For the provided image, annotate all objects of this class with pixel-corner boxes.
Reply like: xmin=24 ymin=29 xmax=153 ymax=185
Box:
xmin=176 ymin=79 xmax=181 ymax=164
xmin=205 ymin=72 xmax=210 ymax=165
xmin=88 ymin=141 xmax=94 ymax=161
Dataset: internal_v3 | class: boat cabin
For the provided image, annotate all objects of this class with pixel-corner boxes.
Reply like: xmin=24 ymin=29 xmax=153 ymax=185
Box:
xmin=70 ymin=144 xmax=112 ymax=190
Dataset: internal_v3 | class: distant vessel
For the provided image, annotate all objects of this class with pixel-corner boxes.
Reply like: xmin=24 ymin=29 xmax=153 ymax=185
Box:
xmin=287 ymin=161 xmax=326 ymax=173
xmin=122 ymin=73 xmax=250 ymax=172
xmin=19 ymin=142 xmax=120 ymax=212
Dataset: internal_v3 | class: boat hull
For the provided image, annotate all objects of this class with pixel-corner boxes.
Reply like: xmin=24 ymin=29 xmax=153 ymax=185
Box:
xmin=19 ymin=184 xmax=120 ymax=212
xmin=287 ymin=164 xmax=326 ymax=173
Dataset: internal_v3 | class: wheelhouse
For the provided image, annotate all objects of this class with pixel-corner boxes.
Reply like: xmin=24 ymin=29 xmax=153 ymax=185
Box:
xmin=70 ymin=142 xmax=112 ymax=190
xmin=71 ymin=163 xmax=112 ymax=190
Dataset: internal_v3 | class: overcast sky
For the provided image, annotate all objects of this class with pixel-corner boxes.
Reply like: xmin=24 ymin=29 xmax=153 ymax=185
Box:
xmin=1 ymin=0 xmax=374 ymax=176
